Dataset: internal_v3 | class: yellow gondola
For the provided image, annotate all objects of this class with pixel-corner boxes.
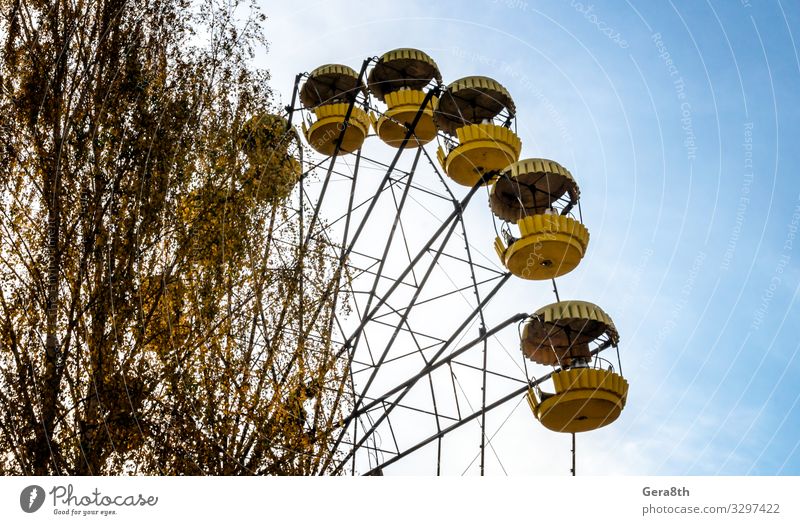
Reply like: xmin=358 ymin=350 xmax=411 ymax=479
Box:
xmin=520 ymin=301 xmax=618 ymax=366
xmin=368 ymin=48 xmax=441 ymax=148
xmin=492 ymin=159 xmax=588 ymax=279
xmin=434 ymin=76 xmax=521 ymax=186
xmin=300 ymin=64 xmax=370 ymax=156
xmin=523 ymin=301 xmax=627 ymax=433
xmin=528 ymin=367 xmax=628 ymax=433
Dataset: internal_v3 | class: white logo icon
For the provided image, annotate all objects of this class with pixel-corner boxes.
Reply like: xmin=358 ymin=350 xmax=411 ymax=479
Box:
xmin=20 ymin=485 xmax=45 ymax=513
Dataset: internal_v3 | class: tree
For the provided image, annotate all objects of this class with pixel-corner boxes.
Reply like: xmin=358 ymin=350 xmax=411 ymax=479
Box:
xmin=0 ymin=0 xmax=350 ymax=475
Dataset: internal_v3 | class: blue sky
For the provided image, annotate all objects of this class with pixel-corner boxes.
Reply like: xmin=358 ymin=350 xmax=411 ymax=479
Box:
xmin=258 ymin=0 xmax=800 ymax=474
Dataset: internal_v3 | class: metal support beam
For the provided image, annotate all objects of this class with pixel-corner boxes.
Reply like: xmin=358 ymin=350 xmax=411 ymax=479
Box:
xmin=363 ymin=377 xmax=543 ymax=475
xmin=571 ymin=432 xmax=576 ymax=476
xmin=298 ymin=58 xmax=371 ymax=258
xmin=362 ymin=341 xmax=616 ymax=475
xmin=317 ymin=84 xmax=445 ymax=474
xmin=347 ymin=147 xmax=423 ymax=368
xmin=348 ymin=306 xmax=524 ymax=421
xmin=333 ymin=304 xmax=523 ymax=473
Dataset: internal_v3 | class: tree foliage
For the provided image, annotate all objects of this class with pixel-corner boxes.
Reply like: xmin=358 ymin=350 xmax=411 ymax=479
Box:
xmin=0 ymin=0 xmax=349 ymax=474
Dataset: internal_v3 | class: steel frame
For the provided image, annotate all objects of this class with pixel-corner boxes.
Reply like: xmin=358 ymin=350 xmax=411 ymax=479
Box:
xmin=280 ymin=65 xmax=617 ymax=475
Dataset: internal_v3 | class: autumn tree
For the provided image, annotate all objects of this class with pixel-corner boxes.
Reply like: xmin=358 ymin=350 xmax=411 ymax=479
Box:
xmin=0 ymin=0 xmax=350 ymax=475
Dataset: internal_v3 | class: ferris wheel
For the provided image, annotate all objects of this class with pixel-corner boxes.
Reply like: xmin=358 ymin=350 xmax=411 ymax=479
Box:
xmin=282 ymin=48 xmax=629 ymax=475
